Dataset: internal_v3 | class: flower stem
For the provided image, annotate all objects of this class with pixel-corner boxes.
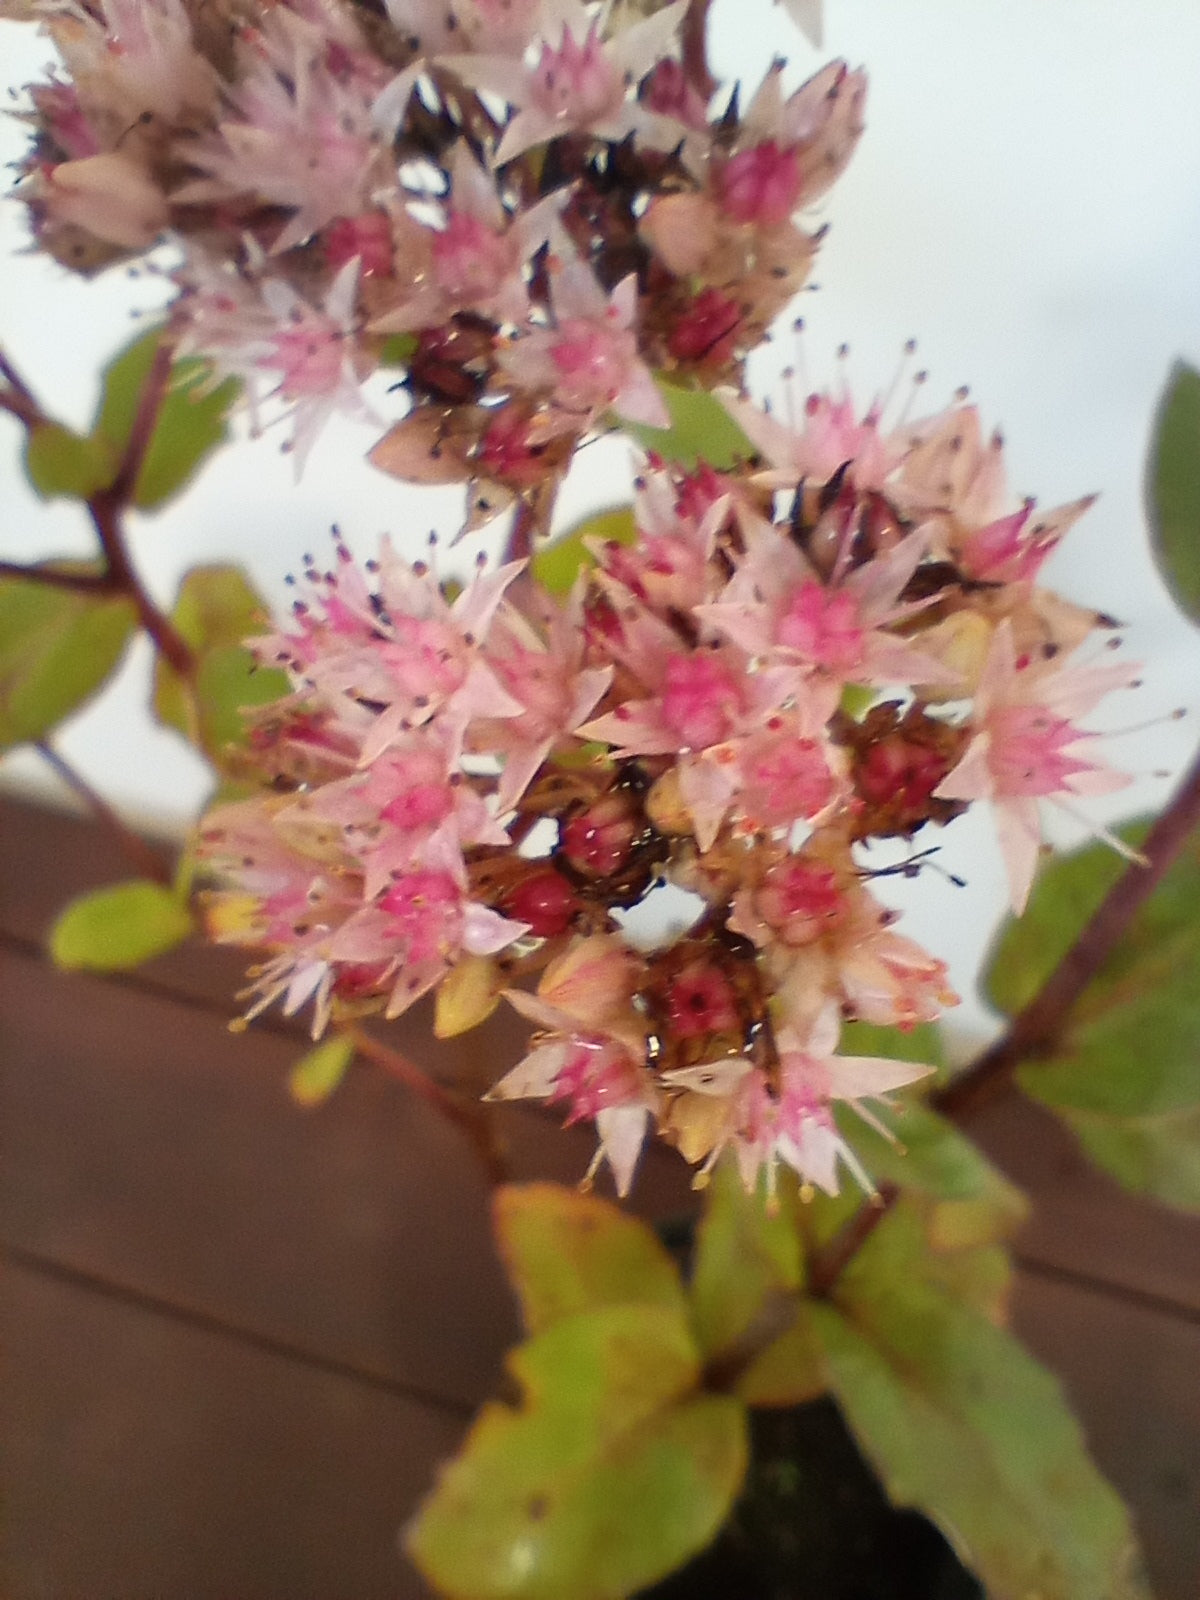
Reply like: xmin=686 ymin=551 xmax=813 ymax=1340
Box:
xmin=36 ymin=740 xmax=173 ymax=886
xmin=806 ymin=1182 xmax=899 ymax=1299
xmin=933 ymin=740 xmax=1200 ymax=1121
xmin=0 ymin=560 xmax=115 ymax=593
xmin=348 ymin=1025 xmax=510 ymax=1185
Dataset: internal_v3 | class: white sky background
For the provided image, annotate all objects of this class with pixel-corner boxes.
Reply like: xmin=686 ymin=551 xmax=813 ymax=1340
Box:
xmin=1 ymin=0 xmax=1199 ymax=1052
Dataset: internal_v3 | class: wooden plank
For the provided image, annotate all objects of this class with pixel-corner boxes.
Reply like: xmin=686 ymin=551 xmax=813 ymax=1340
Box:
xmin=1011 ymin=1270 xmax=1200 ymax=1600
xmin=971 ymin=1095 xmax=1200 ymax=1316
xmin=0 ymin=946 xmax=692 ymax=1408
xmin=0 ymin=1257 xmax=457 ymax=1600
xmin=7 ymin=793 xmax=1200 ymax=1314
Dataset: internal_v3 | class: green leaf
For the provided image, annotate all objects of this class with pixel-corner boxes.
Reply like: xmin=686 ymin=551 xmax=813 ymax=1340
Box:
xmin=0 ymin=571 xmax=137 ymax=749
xmin=289 ymin=1034 xmax=355 ymax=1107
xmin=377 ymin=332 xmax=419 ymax=366
xmin=985 ymin=821 xmax=1200 ymax=1209
xmin=984 ymin=823 xmax=1148 ymax=1017
xmin=494 ymin=1184 xmax=688 ymax=1334
xmin=532 ymin=507 xmax=636 ymax=596
xmin=49 ymin=879 xmax=193 ymax=971
xmin=23 ymin=422 xmax=114 ymax=500
xmin=833 ymin=1101 xmax=1028 ymax=1255
xmin=690 ymin=1161 xmax=823 ymax=1408
xmin=1146 ymin=359 xmax=1200 ymax=622
xmin=813 ymin=1207 xmax=1148 ymax=1600
xmin=94 ymin=326 xmax=239 ymax=511
xmin=153 ymin=564 xmax=288 ymax=764
xmin=840 ymin=1018 xmax=945 ymax=1075
xmin=620 ymin=381 xmax=756 ymax=469
xmin=407 ymin=1303 xmax=747 ymax=1600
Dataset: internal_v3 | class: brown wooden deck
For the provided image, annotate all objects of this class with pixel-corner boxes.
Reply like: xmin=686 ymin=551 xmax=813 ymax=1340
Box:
xmin=2 ymin=794 xmax=1197 ymax=1598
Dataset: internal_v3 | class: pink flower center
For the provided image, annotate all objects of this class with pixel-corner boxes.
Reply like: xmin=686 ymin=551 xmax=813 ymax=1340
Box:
xmin=660 ymin=652 xmax=744 ymax=749
xmin=379 ymin=869 xmax=461 ymax=963
xmin=380 ymin=781 xmax=452 ymax=831
xmin=756 ymin=859 xmax=842 ymax=945
xmin=664 ymin=963 xmax=738 ymax=1039
xmin=988 ymin=705 xmax=1091 ymax=797
xmin=641 ymin=58 xmax=708 ymax=127
xmin=737 ymin=731 xmax=834 ymax=827
xmin=325 ymin=211 xmax=393 ymax=277
xmin=776 ymin=582 xmax=865 ymax=674
xmin=530 ymin=25 xmax=623 ymax=125
xmin=432 ymin=211 xmax=513 ymax=302
xmin=551 ymin=1039 xmax=638 ymax=1121
xmin=550 ymin=318 xmax=638 ymax=411
xmin=269 ymin=318 xmax=343 ymax=400
xmin=718 ymin=141 xmax=804 ymax=226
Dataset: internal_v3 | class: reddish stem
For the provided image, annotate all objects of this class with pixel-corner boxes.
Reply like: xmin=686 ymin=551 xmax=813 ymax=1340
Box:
xmin=349 ymin=1026 xmax=510 ymax=1186
xmin=36 ymin=741 xmax=172 ymax=886
xmin=807 ymin=1183 xmax=899 ymax=1299
xmin=0 ymin=560 xmax=115 ymax=594
xmin=933 ymin=742 xmax=1200 ymax=1121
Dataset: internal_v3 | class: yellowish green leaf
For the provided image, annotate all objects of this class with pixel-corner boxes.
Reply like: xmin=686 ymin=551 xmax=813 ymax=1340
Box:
xmin=49 ymin=878 xmax=193 ymax=971
xmin=0 ymin=570 xmax=136 ymax=749
xmin=533 ymin=507 xmax=637 ymax=596
xmin=619 ymin=381 xmax=756 ymax=469
xmin=94 ymin=326 xmax=239 ymax=511
xmin=813 ymin=1205 xmax=1148 ymax=1600
xmin=289 ymin=1034 xmax=355 ymax=1107
xmin=407 ymin=1303 xmax=747 ymax=1600
xmin=494 ymin=1183 xmax=688 ymax=1334
xmin=24 ymin=422 xmax=114 ymax=500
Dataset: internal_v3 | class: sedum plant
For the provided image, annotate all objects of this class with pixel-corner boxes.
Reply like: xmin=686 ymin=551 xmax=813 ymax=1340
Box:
xmin=1 ymin=0 xmax=1198 ymax=1594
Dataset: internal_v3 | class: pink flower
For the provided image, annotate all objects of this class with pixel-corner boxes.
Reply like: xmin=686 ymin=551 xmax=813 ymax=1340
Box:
xmin=935 ymin=620 xmax=1139 ymax=911
xmin=174 ymin=8 xmax=386 ymax=252
xmin=663 ymin=1003 xmax=933 ymax=1197
xmin=444 ymin=0 xmax=688 ymax=165
xmin=700 ymin=516 xmax=958 ymax=692
xmin=499 ymin=264 xmax=669 ymax=435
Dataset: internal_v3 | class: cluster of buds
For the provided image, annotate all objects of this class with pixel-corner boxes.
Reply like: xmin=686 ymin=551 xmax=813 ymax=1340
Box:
xmin=13 ymin=0 xmax=863 ymax=486
xmin=198 ymin=389 xmax=1139 ymax=1197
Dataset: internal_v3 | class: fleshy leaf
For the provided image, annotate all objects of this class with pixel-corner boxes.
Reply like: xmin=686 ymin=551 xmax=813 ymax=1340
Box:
xmin=985 ymin=821 xmax=1200 ymax=1209
xmin=289 ymin=1034 xmax=355 ymax=1107
xmin=153 ymin=564 xmax=288 ymax=764
xmin=494 ymin=1184 xmax=688 ymax=1334
xmin=533 ymin=507 xmax=636 ymax=596
xmin=619 ymin=381 xmax=756 ymax=469
xmin=94 ymin=326 xmax=239 ymax=511
xmin=407 ymin=1302 xmax=748 ymax=1600
xmin=24 ymin=422 xmax=114 ymax=500
xmin=1146 ymin=360 xmax=1200 ymax=623
xmin=49 ymin=879 xmax=194 ymax=971
xmin=687 ymin=1160 xmax=824 ymax=1407
xmin=0 ymin=570 xmax=137 ymax=749
xmin=812 ymin=1206 xmax=1148 ymax=1600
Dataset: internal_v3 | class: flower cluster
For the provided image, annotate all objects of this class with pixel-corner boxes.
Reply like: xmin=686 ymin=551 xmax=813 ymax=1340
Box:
xmin=198 ymin=388 xmax=1139 ymax=1198
xmin=17 ymin=0 xmax=1138 ymax=1200
xmin=14 ymin=0 xmax=863 ymax=482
